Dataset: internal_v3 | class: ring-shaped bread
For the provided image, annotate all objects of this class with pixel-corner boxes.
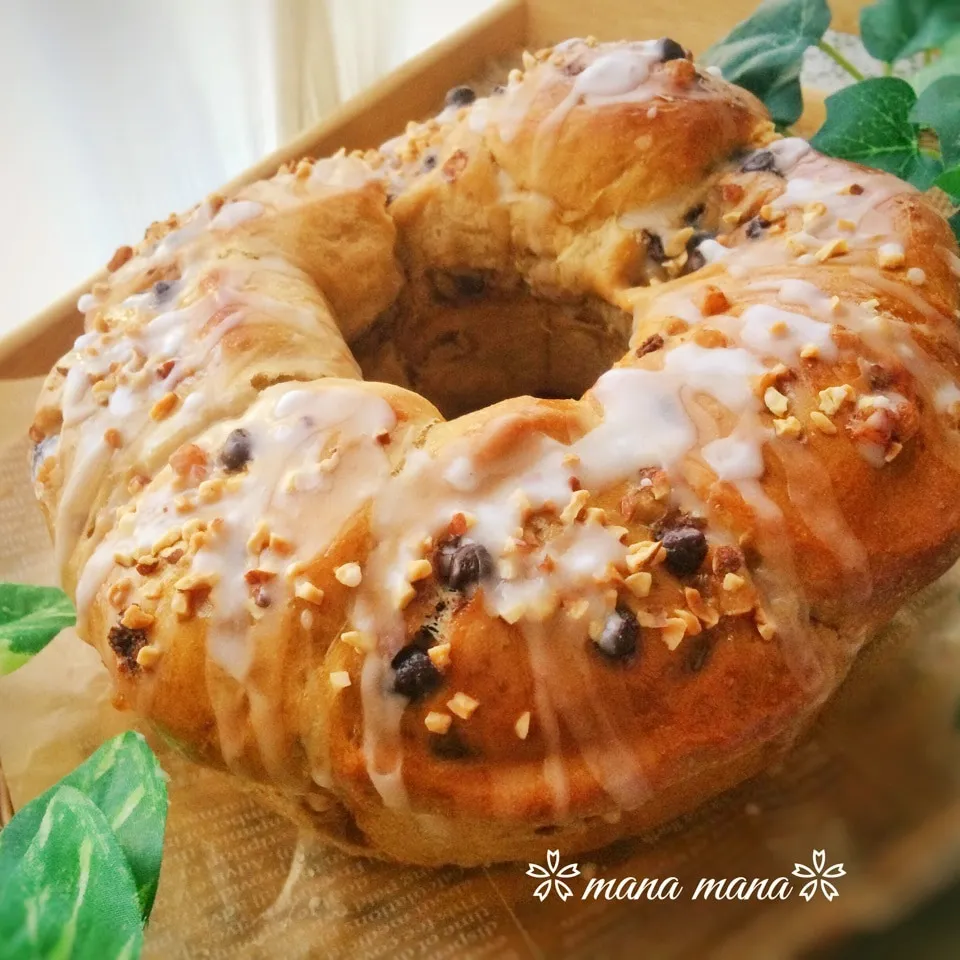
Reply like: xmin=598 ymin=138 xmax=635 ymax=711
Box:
xmin=31 ymin=38 xmax=960 ymax=865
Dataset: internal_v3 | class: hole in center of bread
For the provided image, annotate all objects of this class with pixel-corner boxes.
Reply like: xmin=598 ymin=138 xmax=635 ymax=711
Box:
xmin=352 ymin=285 xmax=631 ymax=419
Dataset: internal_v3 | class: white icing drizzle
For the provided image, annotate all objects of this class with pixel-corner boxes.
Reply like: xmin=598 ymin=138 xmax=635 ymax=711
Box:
xmin=42 ymin=34 xmax=960 ymax=837
xmin=80 ymin=382 xmax=397 ymax=780
xmin=77 ymin=293 xmax=99 ymax=314
xmin=210 ymin=200 xmax=264 ymax=231
xmin=353 ymin=342 xmax=775 ymax=810
xmin=494 ymin=40 xmax=705 ymax=144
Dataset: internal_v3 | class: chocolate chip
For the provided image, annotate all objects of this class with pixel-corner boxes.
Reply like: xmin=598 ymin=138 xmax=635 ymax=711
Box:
xmin=430 ymin=729 xmax=474 ymax=760
xmin=658 ymin=38 xmax=687 ymax=62
xmin=453 ymin=273 xmax=485 ymax=297
xmin=686 ymin=635 xmax=712 ymax=673
xmin=492 ymin=84 xmax=505 ymax=96
xmin=108 ymin=623 xmax=147 ymax=667
xmin=596 ymin=607 xmax=639 ymax=659
xmin=661 ymin=526 xmax=708 ymax=576
xmin=153 ymin=280 xmax=173 ymax=302
xmin=746 ymin=216 xmax=771 ymax=239
xmin=683 ymin=203 xmax=705 ymax=226
xmin=636 ymin=333 xmax=664 ymax=358
xmin=684 ymin=230 xmax=716 ymax=274
xmin=421 ymin=153 xmax=438 ymax=172
xmin=643 ymin=230 xmax=667 ymax=263
xmin=849 ymin=183 xmax=864 ymax=195
xmin=740 ymin=150 xmax=779 ymax=175
xmin=219 ymin=428 xmax=253 ymax=473
xmin=392 ymin=646 xmax=442 ymax=700
xmin=437 ymin=539 xmax=493 ymax=591
xmin=686 ymin=248 xmax=706 ymax=273
xmin=445 ymin=85 xmax=476 ymax=108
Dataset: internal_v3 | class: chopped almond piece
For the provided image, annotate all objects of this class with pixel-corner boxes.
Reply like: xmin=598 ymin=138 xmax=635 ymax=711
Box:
xmin=819 ymin=384 xmax=854 ymax=415
xmin=560 ymin=489 xmax=591 ymax=524
xmin=150 ymin=392 xmax=179 ymax=421
xmin=773 ymin=416 xmax=803 ymax=438
xmin=626 ymin=540 xmax=663 ymax=566
xmin=447 ymin=692 xmax=479 ymax=720
xmin=295 ymin=581 xmax=325 ymax=606
xmin=174 ymin=571 xmax=219 ymax=593
xmin=723 ymin=572 xmax=746 ymax=591
xmin=340 ymin=630 xmax=374 ymax=653
xmin=764 ymin=387 xmax=789 ymax=417
xmin=661 ymin=618 xmax=687 ymax=651
xmin=108 ymin=579 xmax=132 ymax=608
xmin=515 ymin=711 xmax=532 ymax=740
xmin=624 ymin=571 xmax=653 ymax=598
xmin=815 ymin=237 xmax=849 ymax=262
xmin=809 ymin=411 xmax=838 ymax=435
xmin=697 ymin=285 xmax=729 ymax=316
xmin=121 ymin=604 xmax=154 ymax=630
xmin=329 ymin=670 xmax=352 ymax=691
xmin=755 ymin=610 xmax=777 ymax=640
xmin=425 ymin=712 xmax=452 ymax=735
xmin=675 ymin=608 xmax=702 ymax=636
xmin=269 ymin=533 xmax=293 ymax=555
xmin=135 ymin=645 xmax=162 ymax=669
xmin=335 ymin=562 xmax=362 ymax=587
xmin=172 ymin=592 xmax=192 ymax=620
xmin=428 ymin=643 xmax=451 ymax=670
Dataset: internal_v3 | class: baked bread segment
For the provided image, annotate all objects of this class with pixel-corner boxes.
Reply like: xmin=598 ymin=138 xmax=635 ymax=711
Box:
xmin=29 ymin=38 xmax=960 ymax=866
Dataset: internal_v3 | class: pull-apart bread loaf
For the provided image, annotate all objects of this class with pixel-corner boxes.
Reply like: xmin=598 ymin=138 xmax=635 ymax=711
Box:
xmin=30 ymin=38 xmax=960 ymax=865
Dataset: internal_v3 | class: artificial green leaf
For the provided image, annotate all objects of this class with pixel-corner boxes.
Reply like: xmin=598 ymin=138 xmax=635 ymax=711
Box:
xmin=861 ymin=0 xmax=960 ymax=64
xmin=701 ymin=0 xmax=831 ymax=126
xmin=0 ymin=732 xmax=168 ymax=920
xmin=949 ymin=211 xmax=960 ymax=244
xmin=910 ymin=77 xmax=960 ymax=168
xmin=912 ymin=34 xmax=960 ymax=94
xmin=811 ymin=77 xmax=944 ymax=190
xmin=0 ymin=786 xmax=144 ymax=960
xmin=936 ymin=166 xmax=960 ymax=203
xmin=0 ymin=582 xmax=75 ymax=675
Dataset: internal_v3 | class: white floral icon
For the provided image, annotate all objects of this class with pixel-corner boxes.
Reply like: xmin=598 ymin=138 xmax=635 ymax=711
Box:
xmin=792 ymin=849 xmax=845 ymax=901
xmin=527 ymin=849 xmax=581 ymax=901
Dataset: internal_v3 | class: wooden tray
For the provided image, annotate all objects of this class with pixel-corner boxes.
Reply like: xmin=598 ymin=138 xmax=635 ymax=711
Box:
xmin=0 ymin=0 xmax=868 ymax=380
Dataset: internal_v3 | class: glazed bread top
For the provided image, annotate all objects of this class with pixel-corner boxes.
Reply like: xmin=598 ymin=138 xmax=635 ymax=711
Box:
xmin=29 ymin=38 xmax=960 ymax=864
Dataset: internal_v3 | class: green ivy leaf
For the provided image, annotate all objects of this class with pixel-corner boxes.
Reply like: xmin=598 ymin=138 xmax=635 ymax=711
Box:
xmin=936 ymin=166 xmax=960 ymax=203
xmin=0 ymin=732 xmax=168 ymax=920
xmin=0 ymin=582 xmax=76 ymax=675
xmin=949 ymin=211 xmax=960 ymax=244
xmin=912 ymin=34 xmax=960 ymax=94
xmin=811 ymin=77 xmax=944 ymax=190
xmin=0 ymin=786 xmax=144 ymax=960
xmin=910 ymin=77 xmax=960 ymax=169
xmin=861 ymin=0 xmax=960 ymax=64
xmin=701 ymin=0 xmax=831 ymax=126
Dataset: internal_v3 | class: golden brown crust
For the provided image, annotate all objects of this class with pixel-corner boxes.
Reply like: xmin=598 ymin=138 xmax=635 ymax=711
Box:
xmin=30 ymin=39 xmax=960 ymax=866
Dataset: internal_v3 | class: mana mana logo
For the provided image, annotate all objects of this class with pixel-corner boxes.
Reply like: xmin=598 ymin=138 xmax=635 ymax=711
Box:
xmin=526 ymin=848 xmax=846 ymax=903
